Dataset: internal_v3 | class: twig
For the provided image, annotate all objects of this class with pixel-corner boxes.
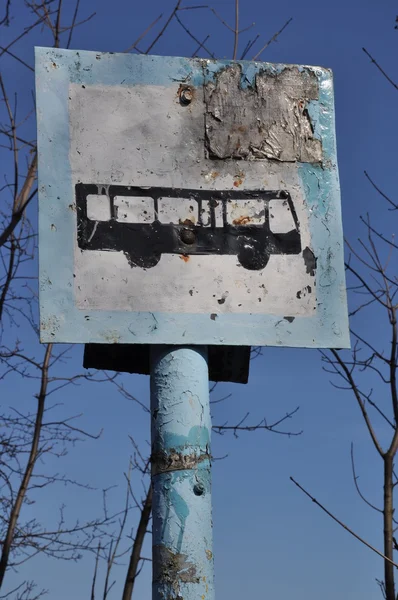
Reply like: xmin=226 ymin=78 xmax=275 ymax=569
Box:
xmin=66 ymin=0 xmax=80 ymax=48
xmin=241 ymin=35 xmax=260 ymax=60
xmin=174 ymin=13 xmax=215 ymax=58
xmin=0 ymin=0 xmax=11 ymax=26
xmin=0 ymin=47 xmax=34 ymax=71
xmin=210 ymin=7 xmax=234 ymax=32
xmin=252 ymin=18 xmax=292 ymax=61
xmin=290 ymin=477 xmax=398 ymax=568
xmin=54 ymin=0 xmax=63 ymax=48
xmin=124 ymin=14 xmax=163 ymax=53
xmin=0 ymin=234 xmax=16 ymax=321
xmin=363 ymin=48 xmax=398 ymax=92
xmin=192 ymin=35 xmax=210 ymax=58
xmin=178 ymin=5 xmax=208 ymax=9
xmin=0 ymin=344 xmax=53 ymax=587
xmin=350 ymin=443 xmax=383 ymax=513
xmin=90 ymin=544 xmax=101 ymax=600
xmin=0 ymin=10 xmax=54 ymax=58
xmin=121 ymin=486 xmax=152 ymax=600
xmin=233 ymin=0 xmax=239 ymax=59
xmin=145 ymin=0 xmax=181 ymax=54
xmin=213 ymin=406 xmax=301 ymax=437
xmin=0 ymin=154 xmax=38 ymax=248
xmin=364 ymin=171 xmax=397 ymax=211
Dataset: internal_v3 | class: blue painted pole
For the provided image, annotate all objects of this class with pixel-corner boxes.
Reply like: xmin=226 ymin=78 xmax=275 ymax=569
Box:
xmin=150 ymin=346 xmax=214 ymax=600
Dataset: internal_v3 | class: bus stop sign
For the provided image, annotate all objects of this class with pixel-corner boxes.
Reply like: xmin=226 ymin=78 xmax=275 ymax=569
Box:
xmin=36 ymin=48 xmax=349 ymax=349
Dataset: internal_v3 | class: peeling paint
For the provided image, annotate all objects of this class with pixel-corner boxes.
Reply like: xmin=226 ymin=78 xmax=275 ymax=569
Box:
xmin=153 ymin=545 xmax=200 ymax=588
xmin=151 ymin=347 xmax=214 ymax=600
xmin=302 ymin=246 xmax=317 ymax=276
xmin=204 ymin=64 xmax=322 ymax=162
xmin=284 ymin=316 xmax=295 ymax=323
xmin=40 ymin=314 xmax=61 ymax=333
xmin=152 ymin=448 xmax=211 ymax=476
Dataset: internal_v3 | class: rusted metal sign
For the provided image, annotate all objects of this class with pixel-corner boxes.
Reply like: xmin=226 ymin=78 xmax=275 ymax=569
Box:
xmin=36 ymin=48 xmax=349 ymax=348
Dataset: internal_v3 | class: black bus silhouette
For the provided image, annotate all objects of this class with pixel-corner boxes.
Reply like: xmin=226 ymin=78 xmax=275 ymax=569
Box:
xmin=75 ymin=184 xmax=301 ymax=271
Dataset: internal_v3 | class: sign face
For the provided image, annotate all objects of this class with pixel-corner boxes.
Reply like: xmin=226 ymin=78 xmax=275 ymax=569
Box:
xmin=36 ymin=48 xmax=349 ymax=348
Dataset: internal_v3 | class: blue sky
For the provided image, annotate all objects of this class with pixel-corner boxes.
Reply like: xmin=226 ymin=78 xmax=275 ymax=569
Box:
xmin=1 ymin=0 xmax=397 ymax=598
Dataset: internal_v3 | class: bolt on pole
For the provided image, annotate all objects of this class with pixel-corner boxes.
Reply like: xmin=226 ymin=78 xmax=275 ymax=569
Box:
xmin=150 ymin=346 xmax=214 ymax=600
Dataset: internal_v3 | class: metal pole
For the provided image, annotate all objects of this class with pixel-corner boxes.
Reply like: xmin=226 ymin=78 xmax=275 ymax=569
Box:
xmin=150 ymin=345 xmax=214 ymax=600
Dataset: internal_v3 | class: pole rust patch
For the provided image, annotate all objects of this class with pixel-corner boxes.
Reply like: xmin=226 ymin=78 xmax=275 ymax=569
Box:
xmin=151 ymin=449 xmax=211 ymax=476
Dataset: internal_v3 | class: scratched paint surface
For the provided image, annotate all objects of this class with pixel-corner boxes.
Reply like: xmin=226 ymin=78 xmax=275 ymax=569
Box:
xmin=36 ymin=48 xmax=349 ymax=347
xmin=150 ymin=347 xmax=214 ymax=600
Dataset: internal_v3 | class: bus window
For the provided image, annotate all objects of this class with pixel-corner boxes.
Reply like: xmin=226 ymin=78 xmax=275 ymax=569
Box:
xmin=201 ymin=199 xmax=224 ymax=227
xmin=87 ymin=194 xmax=112 ymax=221
xmin=114 ymin=196 xmax=154 ymax=223
xmin=158 ymin=197 xmax=199 ymax=226
xmin=226 ymin=198 xmax=265 ymax=226
xmin=269 ymin=199 xmax=296 ymax=233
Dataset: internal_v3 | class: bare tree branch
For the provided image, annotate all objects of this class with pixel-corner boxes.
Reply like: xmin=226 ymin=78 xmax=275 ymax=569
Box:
xmin=291 ymin=477 xmax=398 ymax=568
xmin=0 ymin=0 xmax=12 ymax=27
xmin=364 ymin=171 xmax=398 ymax=211
xmin=233 ymin=0 xmax=239 ymax=60
xmin=145 ymin=0 xmax=182 ymax=54
xmin=121 ymin=485 xmax=152 ymax=600
xmin=252 ymin=18 xmax=292 ymax=61
xmin=123 ymin=14 xmax=163 ymax=53
xmin=363 ymin=47 xmax=398 ymax=91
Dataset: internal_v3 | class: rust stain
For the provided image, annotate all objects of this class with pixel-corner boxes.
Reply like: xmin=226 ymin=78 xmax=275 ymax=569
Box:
xmin=233 ymin=171 xmax=245 ymax=187
xmin=205 ymin=550 xmax=213 ymax=561
xmin=177 ymin=84 xmax=195 ymax=104
xmin=201 ymin=170 xmax=220 ymax=182
xmin=40 ymin=315 xmax=60 ymax=333
xmin=232 ymin=215 xmax=251 ymax=225
xmin=179 ymin=217 xmax=195 ymax=226
xmin=152 ymin=449 xmax=211 ymax=475
xmin=153 ymin=545 xmax=200 ymax=594
xmin=102 ymin=330 xmax=121 ymax=343
xmin=180 ymin=255 xmax=190 ymax=263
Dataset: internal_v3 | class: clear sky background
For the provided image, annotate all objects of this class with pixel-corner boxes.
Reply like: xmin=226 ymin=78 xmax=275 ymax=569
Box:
xmin=1 ymin=0 xmax=397 ymax=598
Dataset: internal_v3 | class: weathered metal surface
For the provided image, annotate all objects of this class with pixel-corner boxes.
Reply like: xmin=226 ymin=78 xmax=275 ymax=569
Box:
xmin=204 ymin=64 xmax=322 ymax=162
xmin=83 ymin=343 xmax=250 ymax=383
xmin=150 ymin=346 xmax=214 ymax=600
xmin=36 ymin=48 xmax=349 ymax=348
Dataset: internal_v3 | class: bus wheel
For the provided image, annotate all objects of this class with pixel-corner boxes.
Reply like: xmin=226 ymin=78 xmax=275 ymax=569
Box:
xmin=124 ymin=251 xmax=161 ymax=269
xmin=238 ymin=243 xmax=269 ymax=271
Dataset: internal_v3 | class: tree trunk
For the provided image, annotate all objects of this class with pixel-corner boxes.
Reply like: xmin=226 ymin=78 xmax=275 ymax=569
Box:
xmin=121 ymin=485 xmax=152 ymax=600
xmin=384 ymin=455 xmax=395 ymax=600
xmin=0 ymin=344 xmax=52 ymax=589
